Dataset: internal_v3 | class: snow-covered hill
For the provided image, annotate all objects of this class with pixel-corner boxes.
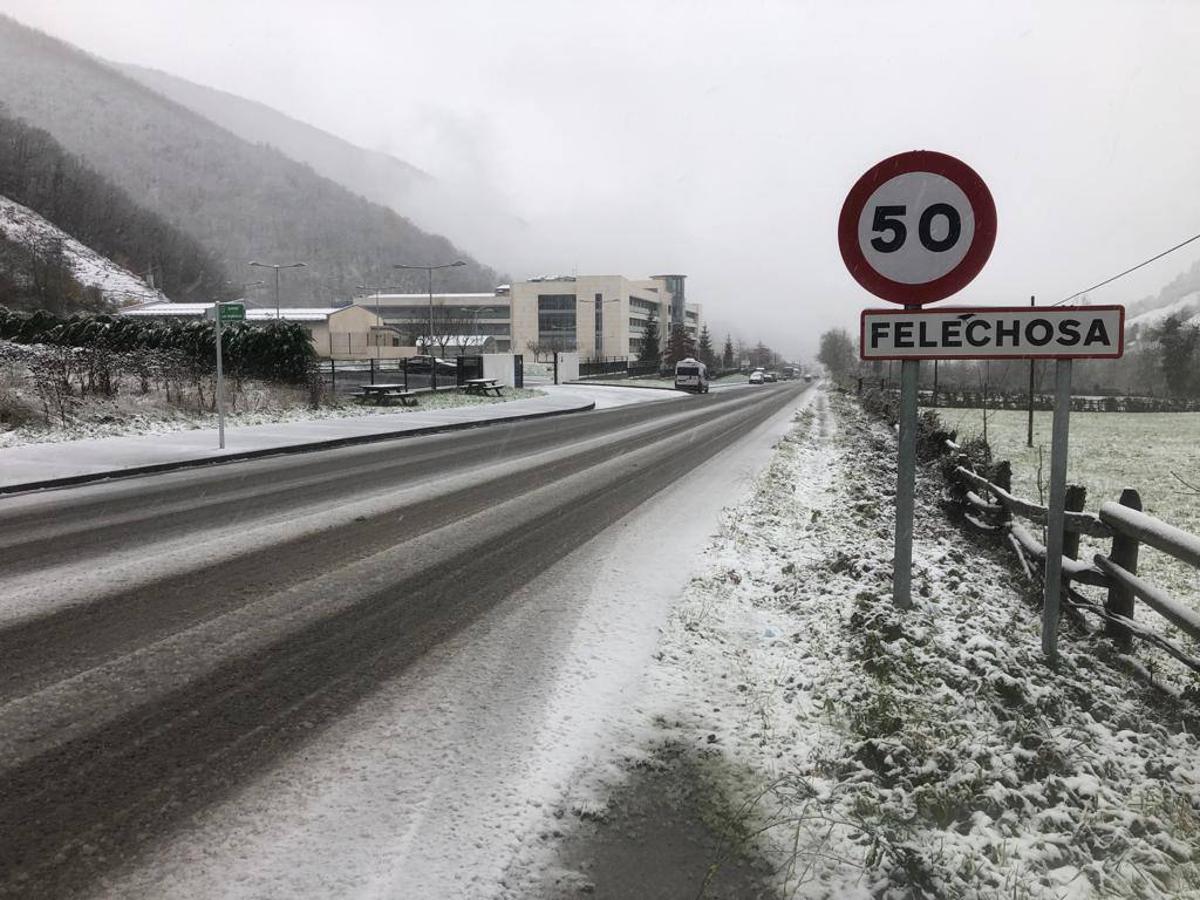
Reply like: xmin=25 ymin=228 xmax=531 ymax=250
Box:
xmin=0 ymin=195 xmax=165 ymax=306
xmin=1126 ymin=292 xmax=1200 ymax=332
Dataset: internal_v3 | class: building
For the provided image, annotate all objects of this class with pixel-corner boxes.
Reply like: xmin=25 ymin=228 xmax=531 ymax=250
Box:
xmin=351 ymin=273 xmax=702 ymax=360
xmin=118 ymin=301 xmax=396 ymax=360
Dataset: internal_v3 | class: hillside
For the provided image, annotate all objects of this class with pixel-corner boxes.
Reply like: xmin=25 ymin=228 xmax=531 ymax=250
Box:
xmin=1126 ymin=256 xmax=1200 ymax=318
xmin=116 ymin=62 xmax=529 ymax=272
xmin=0 ymin=108 xmax=221 ymax=305
xmin=116 ymin=62 xmax=431 ymax=206
xmin=0 ymin=195 xmax=165 ymax=311
xmin=0 ymin=14 xmax=499 ymax=305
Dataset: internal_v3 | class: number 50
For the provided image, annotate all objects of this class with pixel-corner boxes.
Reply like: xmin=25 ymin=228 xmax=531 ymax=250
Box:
xmin=870 ymin=203 xmax=961 ymax=254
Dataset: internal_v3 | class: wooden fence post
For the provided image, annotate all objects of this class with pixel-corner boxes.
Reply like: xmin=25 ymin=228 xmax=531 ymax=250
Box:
xmin=1063 ymin=484 xmax=1086 ymax=560
xmin=1105 ymin=488 xmax=1142 ymax=649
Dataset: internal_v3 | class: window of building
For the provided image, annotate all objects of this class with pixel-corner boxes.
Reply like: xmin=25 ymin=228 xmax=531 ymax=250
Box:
xmin=538 ymin=294 xmax=577 ymax=348
xmin=594 ymin=294 xmax=603 ymax=354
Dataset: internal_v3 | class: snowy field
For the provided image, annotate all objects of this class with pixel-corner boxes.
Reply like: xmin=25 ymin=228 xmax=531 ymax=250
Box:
xmin=518 ymin=389 xmax=1200 ymax=898
xmin=936 ymin=406 xmax=1200 ymax=619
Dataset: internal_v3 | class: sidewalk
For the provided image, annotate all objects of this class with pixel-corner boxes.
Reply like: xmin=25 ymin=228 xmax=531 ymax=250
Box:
xmin=0 ymin=391 xmax=598 ymax=493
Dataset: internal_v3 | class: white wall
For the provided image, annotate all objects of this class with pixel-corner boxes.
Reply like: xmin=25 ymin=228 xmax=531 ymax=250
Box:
xmin=555 ymin=352 xmax=580 ymax=383
xmin=481 ymin=353 xmax=516 ymax=387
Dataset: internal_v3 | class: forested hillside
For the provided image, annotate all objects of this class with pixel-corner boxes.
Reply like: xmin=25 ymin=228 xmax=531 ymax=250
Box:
xmin=116 ymin=62 xmax=432 ymax=206
xmin=116 ymin=63 xmax=528 ymax=270
xmin=0 ymin=15 xmax=499 ymax=305
xmin=0 ymin=110 xmax=227 ymax=305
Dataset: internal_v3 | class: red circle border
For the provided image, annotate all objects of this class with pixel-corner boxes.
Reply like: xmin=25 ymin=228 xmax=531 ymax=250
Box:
xmin=838 ymin=150 xmax=997 ymax=306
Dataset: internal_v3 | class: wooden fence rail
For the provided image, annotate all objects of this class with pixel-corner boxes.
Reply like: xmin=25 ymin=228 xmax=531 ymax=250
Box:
xmin=945 ymin=440 xmax=1200 ymax=673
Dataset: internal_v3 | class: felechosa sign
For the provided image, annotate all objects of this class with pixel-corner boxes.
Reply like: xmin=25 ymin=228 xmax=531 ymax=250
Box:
xmin=860 ymin=305 xmax=1125 ymax=360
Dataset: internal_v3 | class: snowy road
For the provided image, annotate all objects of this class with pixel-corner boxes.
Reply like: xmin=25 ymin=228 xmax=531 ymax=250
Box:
xmin=0 ymin=381 xmax=809 ymax=897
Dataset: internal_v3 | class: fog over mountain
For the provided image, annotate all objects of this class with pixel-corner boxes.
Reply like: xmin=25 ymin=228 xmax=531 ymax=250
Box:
xmin=116 ymin=62 xmax=530 ymax=273
xmin=0 ymin=14 xmax=499 ymax=306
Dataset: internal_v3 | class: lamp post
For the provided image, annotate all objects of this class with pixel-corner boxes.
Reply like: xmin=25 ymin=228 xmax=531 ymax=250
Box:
xmin=249 ymin=260 xmax=307 ymax=319
xmin=470 ymin=305 xmax=505 ymax=353
xmin=393 ymin=260 xmax=466 ymax=355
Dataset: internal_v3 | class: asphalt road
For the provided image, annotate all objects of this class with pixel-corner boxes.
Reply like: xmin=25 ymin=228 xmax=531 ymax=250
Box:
xmin=0 ymin=381 xmax=806 ymax=897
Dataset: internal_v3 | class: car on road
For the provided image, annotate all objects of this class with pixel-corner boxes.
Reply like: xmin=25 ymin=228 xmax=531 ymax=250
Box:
xmin=764 ymin=371 xmax=778 ymax=383
xmin=749 ymin=370 xmax=765 ymax=384
xmin=674 ymin=358 xmax=710 ymax=393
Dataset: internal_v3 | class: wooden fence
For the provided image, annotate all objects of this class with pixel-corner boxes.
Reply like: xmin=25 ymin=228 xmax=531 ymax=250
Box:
xmin=946 ymin=442 xmax=1200 ymax=673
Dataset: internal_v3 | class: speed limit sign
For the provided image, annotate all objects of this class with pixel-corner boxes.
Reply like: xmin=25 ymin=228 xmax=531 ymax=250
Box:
xmin=838 ymin=151 xmax=996 ymax=306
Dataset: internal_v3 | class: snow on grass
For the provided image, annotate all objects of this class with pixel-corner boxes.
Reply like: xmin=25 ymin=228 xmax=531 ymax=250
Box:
xmin=937 ymin=406 xmax=1200 ymax=625
xmin=610 ymin=388 xmax=1200 ymax=898
xmin=0 ymin=385 xmax=545 ymax=449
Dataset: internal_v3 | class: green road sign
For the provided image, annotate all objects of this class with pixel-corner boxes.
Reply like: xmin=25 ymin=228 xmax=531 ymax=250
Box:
xmin=218 ymin=303 xmax=245 ymax=323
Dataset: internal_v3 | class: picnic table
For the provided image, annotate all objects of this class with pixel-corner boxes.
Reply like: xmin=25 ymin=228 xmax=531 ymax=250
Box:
xmin=463 ymin=378 xmax=504 ymax=397
xmin=354 ymin=383 xmax=419 ymax=406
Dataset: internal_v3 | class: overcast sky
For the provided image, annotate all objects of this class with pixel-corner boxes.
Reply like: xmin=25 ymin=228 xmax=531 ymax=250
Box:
xmin=4 ymin=0 xmax=1199 ymax=357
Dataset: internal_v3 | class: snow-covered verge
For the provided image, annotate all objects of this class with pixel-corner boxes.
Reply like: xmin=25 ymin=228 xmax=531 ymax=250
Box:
xmin=0 ymin=196 xmax=164 ymax=305
xmin=526 ymin=387 xmax=1200 ymax=898
xmin=0 ymin=374 xmax=545 ymax=449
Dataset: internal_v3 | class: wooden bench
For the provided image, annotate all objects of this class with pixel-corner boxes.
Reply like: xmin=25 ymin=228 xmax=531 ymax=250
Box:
xmin=463 ymin=378 xmax=504 ymax=397
xmin=354 ymin=383 xmax=420 ymax=407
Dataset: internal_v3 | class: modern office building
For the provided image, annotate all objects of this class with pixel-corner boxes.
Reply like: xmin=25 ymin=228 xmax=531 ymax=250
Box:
xmin=352 ymin=273 xmax=702 ymax=360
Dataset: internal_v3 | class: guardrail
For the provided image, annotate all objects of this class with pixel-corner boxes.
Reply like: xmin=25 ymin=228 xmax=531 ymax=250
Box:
xmin=945 ymin=441 xmax=1200 ymax=673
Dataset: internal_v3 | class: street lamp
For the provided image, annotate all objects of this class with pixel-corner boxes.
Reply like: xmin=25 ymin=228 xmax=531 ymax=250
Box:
xmin=393 ymin=260 xmax=466 ymax=355
xmin=248 ymin=260 xmax=307 ymax=319
xmin=469 ymin=305 xmax=503 ymax=353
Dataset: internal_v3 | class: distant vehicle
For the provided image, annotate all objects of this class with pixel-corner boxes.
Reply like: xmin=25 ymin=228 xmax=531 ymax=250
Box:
xmin=748 ymin=370 xmax=765 ymax=385
xmin=405 ymin=355 xmax=458 ymax=376
xmin=764 ymin=371 xmax=778 ymax=383
xmin=782 ymin=366 xmax=798 ymax=380
xmin=805 ymin=373 xmax=817 ymax=383
xmin=674 ymin=357 xmax=710 ymax=393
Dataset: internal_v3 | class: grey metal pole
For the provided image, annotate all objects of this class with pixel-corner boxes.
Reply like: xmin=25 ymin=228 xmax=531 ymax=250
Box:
xmin=214 ymin=303 xmax=226 ymax=450
xmin=427 ymin=267 xmax=434 ymax=357
xmin=1042 ymin=358 xmax=1073 ymax=662
xmin=274 ymin=267 xmax=281 ymax=320
xmin=894 ymin=357 xmax=919 ymax=609
xmin=1027 ymin=295 xmax=1036 ymax=447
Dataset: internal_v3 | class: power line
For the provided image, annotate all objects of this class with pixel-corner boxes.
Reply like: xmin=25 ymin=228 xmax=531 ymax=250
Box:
xmin=1053 ymin=230 xmax=1200 ymax=306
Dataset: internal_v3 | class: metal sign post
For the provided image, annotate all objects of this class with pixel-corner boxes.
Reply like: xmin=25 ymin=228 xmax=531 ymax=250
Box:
xmin=214 ymin=301 xmax=226 ymax=449
xmin=1042 ymin=359 xmax=1073 ymax=662
xmin=894 ymin=356 xmax=919 ymax=608
xmin=213 ymin=302 xmax=245 ymax=450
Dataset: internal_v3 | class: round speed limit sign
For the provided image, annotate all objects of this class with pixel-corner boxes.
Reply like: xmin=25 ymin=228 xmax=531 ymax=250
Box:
xmin=838 ymin=151 xmax=996 ymax=306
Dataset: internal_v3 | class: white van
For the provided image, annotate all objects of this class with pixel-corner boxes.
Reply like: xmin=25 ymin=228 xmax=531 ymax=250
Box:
xmin=674 ymin=357 xmax=710 ymax=393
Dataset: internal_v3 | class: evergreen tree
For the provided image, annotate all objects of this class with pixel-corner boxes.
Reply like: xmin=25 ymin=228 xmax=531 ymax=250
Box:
xmin=722 ymin=334 xmax=734 ymax=369
xmin=665 ymin=323 xmax=697 ymax=366
xmin=1159 ymin=315 xmax=1200 ymax=398
xmin=638 ymin=314 xmax=661 ymax=363
xmin=697 ymin=324 xmax=714 ymax=367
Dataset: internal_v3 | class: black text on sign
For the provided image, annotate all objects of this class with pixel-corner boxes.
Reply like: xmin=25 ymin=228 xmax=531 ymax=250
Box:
xmin=860 ymin=306 xmax=1125 ymax=360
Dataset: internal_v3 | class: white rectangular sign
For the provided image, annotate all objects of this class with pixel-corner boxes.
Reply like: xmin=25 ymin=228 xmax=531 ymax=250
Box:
xmin=860 ymin=305 xmax=1124 ymax=361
